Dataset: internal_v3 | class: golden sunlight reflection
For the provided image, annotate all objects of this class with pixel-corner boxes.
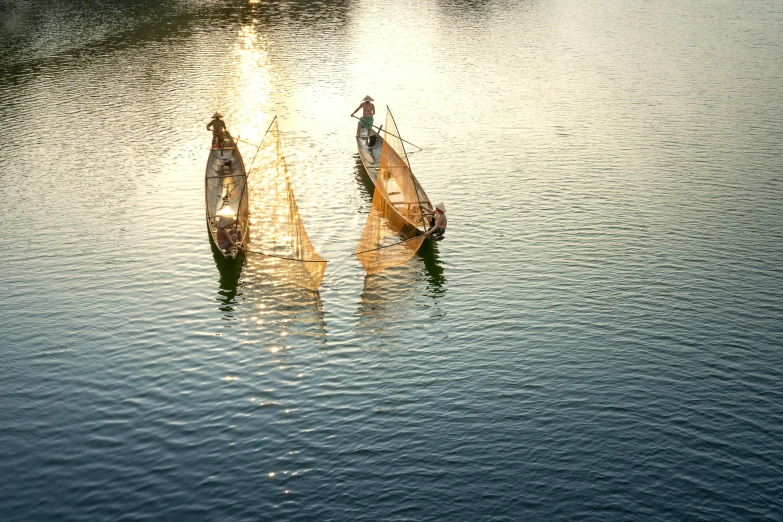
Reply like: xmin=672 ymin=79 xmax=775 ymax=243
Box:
xmin=229 ymin=23 xmax=274 ymax=145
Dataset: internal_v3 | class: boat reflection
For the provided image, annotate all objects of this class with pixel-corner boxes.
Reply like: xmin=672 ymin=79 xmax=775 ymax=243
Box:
xmin=211 ymin=240 xmax=246 ymax=314
xmin=416 ymin=238 xmax=447 ymax=293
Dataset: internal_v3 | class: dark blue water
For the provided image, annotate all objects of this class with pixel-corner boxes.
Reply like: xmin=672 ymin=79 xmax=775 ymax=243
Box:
xmin=1 ymin=0 xmax=782 ymax=520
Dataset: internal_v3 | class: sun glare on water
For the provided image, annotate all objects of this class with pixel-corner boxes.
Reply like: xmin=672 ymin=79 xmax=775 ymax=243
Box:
xmin=230 ymin=23 xmax=273 ymax=143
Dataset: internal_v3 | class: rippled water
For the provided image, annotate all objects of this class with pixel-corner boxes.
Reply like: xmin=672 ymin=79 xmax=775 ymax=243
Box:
xmin=1 ymin=0 xmax=782 ymax=519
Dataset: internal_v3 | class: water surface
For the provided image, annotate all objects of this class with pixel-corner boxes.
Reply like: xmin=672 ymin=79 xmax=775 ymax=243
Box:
xmin=1 ymin=0 xmax=782 ymax=519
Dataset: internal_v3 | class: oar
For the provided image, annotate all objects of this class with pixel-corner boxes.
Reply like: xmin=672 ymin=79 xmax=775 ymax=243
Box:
xmin=351 ymin=115 xmax=424 ymax=151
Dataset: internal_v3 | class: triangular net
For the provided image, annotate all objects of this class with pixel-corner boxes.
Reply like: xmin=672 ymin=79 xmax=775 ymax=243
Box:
xmin=245 ymin=118 xmax=327 ymax=291
xmin=354 ymin=109 xmax=432 ymax=275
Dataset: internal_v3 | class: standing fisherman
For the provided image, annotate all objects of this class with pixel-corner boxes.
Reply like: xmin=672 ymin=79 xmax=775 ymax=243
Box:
xmin=207 ymin=111 xmax=229 ymax=149
xmin=351 ymin=95 xmax=375 ymax=142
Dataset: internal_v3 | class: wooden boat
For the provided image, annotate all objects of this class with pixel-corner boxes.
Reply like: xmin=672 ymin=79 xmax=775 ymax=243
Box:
xmin=355 ymin=109 xmax=433 ymax=236
xmin=356 ymin=127 xmax=383 ymax=185
xmin=205 ymin=134 xmax=249 ymax=259
xmin=353 ymin=108 xmax=437 ymax=274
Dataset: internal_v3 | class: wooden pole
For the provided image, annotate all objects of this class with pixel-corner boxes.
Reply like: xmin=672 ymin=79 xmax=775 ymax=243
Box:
xmin=351 ymin=115 xmax=423 ymax=151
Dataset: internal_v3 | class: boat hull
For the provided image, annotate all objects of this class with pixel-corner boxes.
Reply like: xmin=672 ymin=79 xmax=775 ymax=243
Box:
xmin=355 ymin=132 xmax=432 ymax=235
xmin=205 ymin=143 xmax=250 ymax=260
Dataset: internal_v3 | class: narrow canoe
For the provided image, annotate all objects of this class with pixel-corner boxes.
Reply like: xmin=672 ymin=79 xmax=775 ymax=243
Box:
xmin=355 ymin=125 xmax=433 ymax=235
xmin=204 ymin=138 xmax=250 ymax=259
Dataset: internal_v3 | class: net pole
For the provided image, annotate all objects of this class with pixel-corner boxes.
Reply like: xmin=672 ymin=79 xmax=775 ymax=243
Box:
xmin=246 ymin=249 xmax=328 ymax=262
xmin=235 ymin=175 xmax=248 ymax=240
xmin=246 ymin=116 xmax=277 ymax=176
xmin=351 ymin=114 xmax=423 ymax=151
xmin=387 ymin=106 xmax=427 ymax=230
xmin=274 ymin=123 xmax=282 ymax=257
xmin=353 ymin=234 xmax=423 ymax=256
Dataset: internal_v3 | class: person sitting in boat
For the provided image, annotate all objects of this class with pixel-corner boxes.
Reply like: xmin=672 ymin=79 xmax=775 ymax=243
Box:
xmin=207 ymin=111 xmax=229 ymax=149
xmin=216 ymin=216 xmax=245 ymax=253
xmin=351 ymin=95 xmax=375 ymax=142
xmin=424 ymin=202 xmax=447 ymax=239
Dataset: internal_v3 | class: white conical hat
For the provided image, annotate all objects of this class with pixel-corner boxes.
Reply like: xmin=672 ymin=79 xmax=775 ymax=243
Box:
xmin=217 ymin=216 xmax=232 ymax=228
xmin=212 ymin=111 xmax=223 ymax=119
xmin=363 ymin=95 xmax=374 ymax=101
xmin=435 ymin=202 xmax=446 ymax=212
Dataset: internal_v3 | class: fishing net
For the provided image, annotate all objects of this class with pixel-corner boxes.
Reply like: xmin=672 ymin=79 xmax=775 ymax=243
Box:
xmin=244 ymin=118 xmax=327 ymax=291
xmin=354 ymin=109 xmax=432 ymax=275
xmin=378 ymin=110 xmax=431 ymax=225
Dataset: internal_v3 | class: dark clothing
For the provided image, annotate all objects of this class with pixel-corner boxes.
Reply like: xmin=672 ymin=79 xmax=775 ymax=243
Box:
xmin=430 ymin=227 xmax=446 ymax=237
xmin=428 ymin=216 xmax=445 ymax=237
xmin=207 ymin=118 xmax=226 ymax=135
xmin=207 ymin=118 xmax=228 ymax=147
